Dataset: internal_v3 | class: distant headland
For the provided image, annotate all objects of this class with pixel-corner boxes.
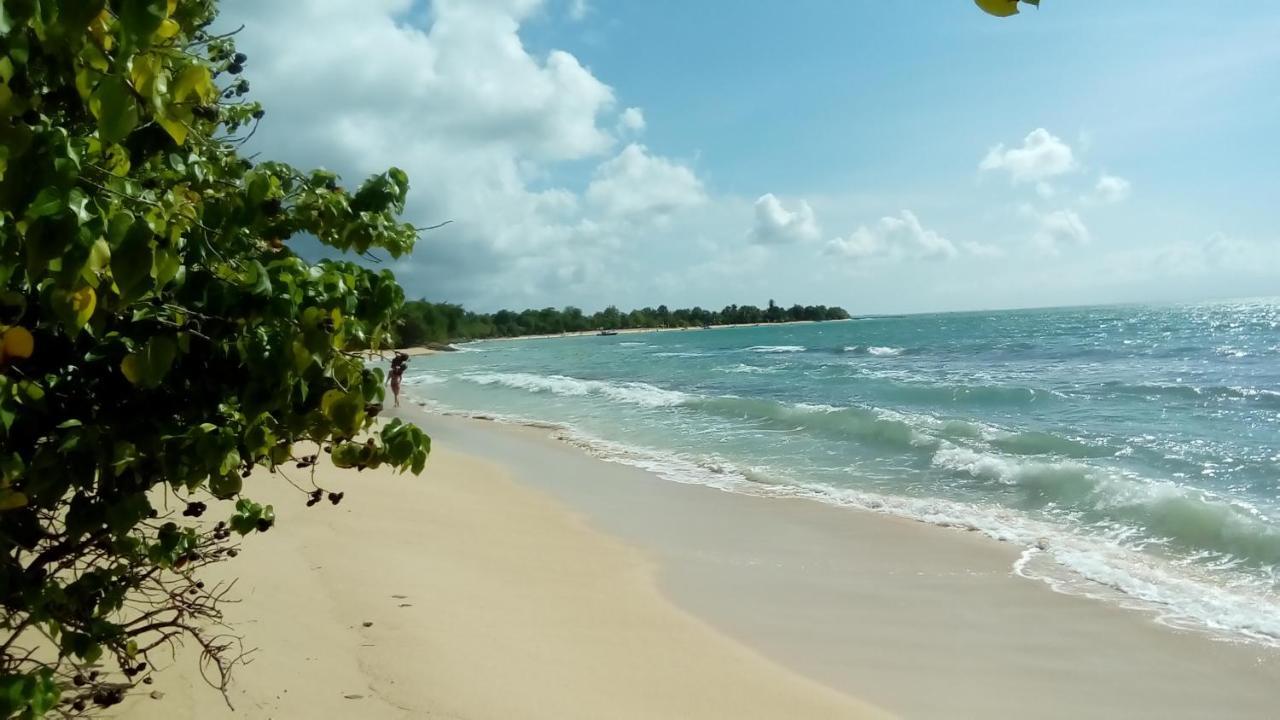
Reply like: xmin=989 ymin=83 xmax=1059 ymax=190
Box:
xmin=394 ymin=300 xmax=850 ymax=346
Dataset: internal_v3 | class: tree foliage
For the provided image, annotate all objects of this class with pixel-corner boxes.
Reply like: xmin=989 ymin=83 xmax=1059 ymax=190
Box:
xmin=0 ymin=0 xmax=429 ymax=715
xmin=395 ymin=298 xmax=852 ymax=345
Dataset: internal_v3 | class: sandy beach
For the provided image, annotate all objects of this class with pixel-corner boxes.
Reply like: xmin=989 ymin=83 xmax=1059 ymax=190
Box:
xmin=117 ymin=426 xmax=885 ymax=719
xmin=117 ymin=406 xmax=1280 ymax=719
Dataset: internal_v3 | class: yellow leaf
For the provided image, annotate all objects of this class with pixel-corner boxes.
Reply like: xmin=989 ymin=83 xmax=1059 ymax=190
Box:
xmin=105 ymin=144 xmax=131 ymax=176
xmin=75 ymin=67 xmax=96 ymax=102
xmin=89 ymin=9 xmax=114 ymax=51
xmin=320 ymin=389 xmax=343 ymax=416
xmin=120 ymin=354 xmax=141 ymax=384
xmin=129 ymin=54 xmax=166 ymax=107
xmin=70 ymin=286 xmax=96 ymax=328
xmin=0 ymin=489 xmax=28 ymax=511
xmin=975 ymin=0 xmax=1020 ymax=16
xmin=173 ymin=64 xmax=215 ymax=104
xmin=0 ymin=58 xmax=14 ymax=115
xmin=155 ymin=18 xmax=180 ymax=40
xmin=167 ymin=0 xmax=178 ymax=17
xmin=157 ymin=111 xmax=189 ymax=146
xmin=88 ymin=238 xmax=112 ymax=273
xmin=2 ymin=327 xmax=34 ymax=360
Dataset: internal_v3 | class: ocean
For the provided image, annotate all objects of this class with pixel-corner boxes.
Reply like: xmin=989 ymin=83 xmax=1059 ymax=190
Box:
xmin=400 ymin=299 xmax=1280 ymax=646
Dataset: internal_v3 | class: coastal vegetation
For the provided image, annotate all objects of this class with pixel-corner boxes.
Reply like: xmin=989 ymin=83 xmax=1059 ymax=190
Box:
xmin=394 ymin=299 xmax=851 ymax=345
xmin=0 ymin=0 xmax=427 ymax=715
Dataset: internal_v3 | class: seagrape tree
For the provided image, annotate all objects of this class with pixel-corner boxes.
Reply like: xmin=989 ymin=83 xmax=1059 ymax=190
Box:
xmin=0 ymin=0 xmax=430 ymax=715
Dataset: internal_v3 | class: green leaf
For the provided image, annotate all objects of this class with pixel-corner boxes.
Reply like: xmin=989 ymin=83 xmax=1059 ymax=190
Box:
xmin=90 ymin=76 xmax=139 ymax=144
xmin=121 ymin=335 xmax=177 ymax=389
xmin=112 ymin=223 xmax=154 ymax=301
xmin=58 ymin=0 xmax=107 ymax=33
xmin=331 ymin=442 xmax=362 ymax=469
xmin=209 ymin=472 xmax=242 ymax=500
xmin=117 ymin=0 xmax=167 ymax=42
xmin=153 ymin=245 xmax=180 ymax=286
xmin=25 ymin=188 xmax=64 ymax=219
xmin=323 ymin=391 xmax=365 ymax=438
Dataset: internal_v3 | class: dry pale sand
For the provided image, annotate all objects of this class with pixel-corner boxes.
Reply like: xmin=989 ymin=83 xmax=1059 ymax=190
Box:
xmin=117 ymin=445 xmax=886 ymax=719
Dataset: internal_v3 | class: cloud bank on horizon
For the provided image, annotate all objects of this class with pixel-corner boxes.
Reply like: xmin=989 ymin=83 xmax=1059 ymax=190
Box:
xmin=219 ymin=0 xmax=1280 ymax=314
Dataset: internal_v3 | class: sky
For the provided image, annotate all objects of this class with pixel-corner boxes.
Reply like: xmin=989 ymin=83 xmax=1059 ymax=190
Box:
xmin=217 ymin=0 xmax=1280 ymax=314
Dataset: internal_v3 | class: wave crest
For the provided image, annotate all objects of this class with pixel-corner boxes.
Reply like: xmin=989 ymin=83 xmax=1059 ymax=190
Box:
xmin=461 ymin=372 xmax=688 ymax=408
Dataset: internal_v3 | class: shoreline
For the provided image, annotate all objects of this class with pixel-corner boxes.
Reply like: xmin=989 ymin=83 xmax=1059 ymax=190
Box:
xmin=403 ymin=401 xmax=1280 ymax=652
xmin=400 ymin=407 xmax=1280 ymax=718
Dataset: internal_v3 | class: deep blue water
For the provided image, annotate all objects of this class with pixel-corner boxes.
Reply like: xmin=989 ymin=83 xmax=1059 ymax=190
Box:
xmin=403 ymin=299 xmax=1280 ymax=645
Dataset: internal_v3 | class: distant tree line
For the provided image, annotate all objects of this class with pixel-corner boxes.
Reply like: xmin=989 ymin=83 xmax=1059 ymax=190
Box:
xmin=395 ymin=299 xmax=851 ymax=345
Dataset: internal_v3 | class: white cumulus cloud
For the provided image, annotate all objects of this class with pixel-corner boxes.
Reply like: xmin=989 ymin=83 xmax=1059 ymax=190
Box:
xmin=747 ymin=194 xmax=820 ymax=245
xmin=586 ymin=144 xmax=706 ymax=218
xmin=1033 ymin=209 xmax=1091 ymax=253
xmin=617 ymin=106 xmax=646 ymax=134
xmin=980 ymin=128 xmax=1077 ymax=184
xmin=1094 ymin=174 xmax=1132 ymax=203
xmin=218 ymin=0 xmax=712 ymax=308
xmin=826 ymin=211 xmax=961 ymax=261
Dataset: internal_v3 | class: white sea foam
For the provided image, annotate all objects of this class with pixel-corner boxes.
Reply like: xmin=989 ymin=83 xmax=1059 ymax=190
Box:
xmin=461 ymin=371 xmax=688 ymax=408
xmin=564 ymin=419 xmax=1280 ymax=647
xmin=868 ymin=346 xmax=905 ymax=357
xmin=717 ymin=364 xmax=779 ymax=374
xmin=402 ymin=372 xmax=447 ymax=386
xmin=747 ymin=345 xmax=806 ymax=353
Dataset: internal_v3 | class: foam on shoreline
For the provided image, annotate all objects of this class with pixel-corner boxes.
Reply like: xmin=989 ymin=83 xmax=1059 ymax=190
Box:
xmin=409 ymin=390 xmax=1280 ymax=649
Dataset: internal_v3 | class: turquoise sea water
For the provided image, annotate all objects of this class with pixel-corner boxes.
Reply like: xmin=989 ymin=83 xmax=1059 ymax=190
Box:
xmin=402 ymin=300 xmax=1280 ymax=645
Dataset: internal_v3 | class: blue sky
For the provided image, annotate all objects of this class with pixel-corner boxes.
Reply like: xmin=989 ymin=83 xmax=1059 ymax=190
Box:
xmin=222 ymin=0 xmax=1280 ymax=313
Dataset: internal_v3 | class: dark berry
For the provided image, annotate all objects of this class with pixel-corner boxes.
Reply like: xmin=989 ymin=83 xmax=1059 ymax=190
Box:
xmin=228 ymin=62 xmax=244 ymax=74
xmin=233 ymin=52 xmax=247 ymax=64
xmin=328 ymin=492 xmax=344 ymax=506
xmin=252 ymin=108 xmax=265 ymax=120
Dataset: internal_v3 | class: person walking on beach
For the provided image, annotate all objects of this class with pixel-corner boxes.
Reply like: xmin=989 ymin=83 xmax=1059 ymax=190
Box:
xmin=389 ymin=352 xmax=408 ymax=407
